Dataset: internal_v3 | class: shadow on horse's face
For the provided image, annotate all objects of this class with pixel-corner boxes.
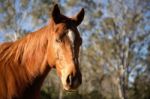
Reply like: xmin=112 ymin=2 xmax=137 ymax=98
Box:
xmin=47 ymin=4 xmax=84 ymax=91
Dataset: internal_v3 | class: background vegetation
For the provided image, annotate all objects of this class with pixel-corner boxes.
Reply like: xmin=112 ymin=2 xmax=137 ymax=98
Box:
xmin=0 ymin=0 xmax=150 ymax=99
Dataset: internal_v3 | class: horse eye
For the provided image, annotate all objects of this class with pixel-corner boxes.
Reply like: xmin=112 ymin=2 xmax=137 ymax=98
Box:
xmin=64 ymin=30 xmax=68 ymax=34
xmin=56 ymin=38 xmax=62 ymax=43
xmin=56 ymin=30 xmax=69 ymax=43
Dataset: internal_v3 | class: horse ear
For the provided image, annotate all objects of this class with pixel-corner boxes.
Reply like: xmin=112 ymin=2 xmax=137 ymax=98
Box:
xmin=72 ymin=8 xmax=85 ymax=26
xmin=52 ymin=4 xmax=61 ymax=24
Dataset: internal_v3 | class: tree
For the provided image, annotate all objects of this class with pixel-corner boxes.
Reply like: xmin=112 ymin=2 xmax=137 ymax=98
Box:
xmin=0 ymin=0 xmax=57 ymax=41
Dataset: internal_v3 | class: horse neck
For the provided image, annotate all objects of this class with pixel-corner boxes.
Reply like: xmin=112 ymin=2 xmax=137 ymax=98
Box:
xmin=17 ymin=25 xmax=55 ymax=98
xmin=0 ymin=24 xmax=58 ymax=98
xmin=2 ymin=25 xmax=52 ymax=86
xmin=20 ymin=26 xmax=51 ymax=77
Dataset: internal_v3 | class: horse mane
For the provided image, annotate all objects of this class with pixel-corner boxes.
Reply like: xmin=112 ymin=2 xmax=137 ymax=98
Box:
xmin=1 ymin=26 xmax=49 ymax=62
xmin=0 ymin=25 xmax=50 ymax=97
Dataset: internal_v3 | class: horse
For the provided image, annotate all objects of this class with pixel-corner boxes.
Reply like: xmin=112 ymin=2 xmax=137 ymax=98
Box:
xmin=0 ymin=4 xmax=84 ymax=99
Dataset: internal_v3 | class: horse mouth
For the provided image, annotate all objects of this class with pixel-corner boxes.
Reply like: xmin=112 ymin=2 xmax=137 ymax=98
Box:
xmin=63 ymin=87 xmax=78 ymax=92
xmin=64 ymin=89 xmax=77 ymax=92
xmin=63 ymin=84 xmax=79 ymax=92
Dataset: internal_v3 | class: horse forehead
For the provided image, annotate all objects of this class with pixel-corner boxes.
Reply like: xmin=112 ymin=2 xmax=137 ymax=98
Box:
xmin=67 ymin=30 xmax=75 ymax=43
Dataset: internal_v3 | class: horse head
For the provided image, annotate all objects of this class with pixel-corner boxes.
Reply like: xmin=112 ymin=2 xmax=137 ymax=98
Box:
xmin=47 ymin=4 xmax=84 ymax=91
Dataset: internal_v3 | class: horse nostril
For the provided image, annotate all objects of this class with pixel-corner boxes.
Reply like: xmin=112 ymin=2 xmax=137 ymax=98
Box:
xmin=66 ymin=75 xmax=73 ymax=86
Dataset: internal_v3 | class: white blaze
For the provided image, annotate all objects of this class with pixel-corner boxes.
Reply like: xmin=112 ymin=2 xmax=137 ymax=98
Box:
xmin=67 ymin=30 xmax=75 ymax=44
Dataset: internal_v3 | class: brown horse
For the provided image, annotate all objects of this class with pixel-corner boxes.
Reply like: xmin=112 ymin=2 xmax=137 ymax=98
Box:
xmin=0 ymin=4 xmax=84 ymax=99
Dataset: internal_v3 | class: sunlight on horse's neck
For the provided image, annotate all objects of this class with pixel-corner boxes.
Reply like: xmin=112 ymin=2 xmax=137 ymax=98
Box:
xmin=0 ymin=25 xmax=53 ymax=98
xmin=20 ymin=26 xmax=51 ymax=77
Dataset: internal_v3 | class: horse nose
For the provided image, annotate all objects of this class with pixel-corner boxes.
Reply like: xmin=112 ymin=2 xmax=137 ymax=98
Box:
xmin=66 ymin=72 xmax=82 ymax=88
